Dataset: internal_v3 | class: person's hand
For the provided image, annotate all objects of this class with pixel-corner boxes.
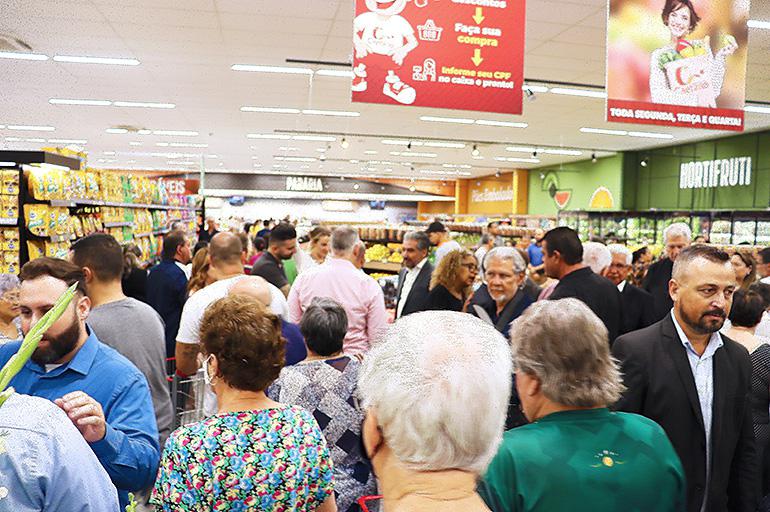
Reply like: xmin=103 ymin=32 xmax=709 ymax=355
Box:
xmin=55 ymin=391 xmax=107 ymax=443
xmin=462 ymin=292 xmax=475 ymax=313
xmin=716 ymin=39 xmax=738 ymax=59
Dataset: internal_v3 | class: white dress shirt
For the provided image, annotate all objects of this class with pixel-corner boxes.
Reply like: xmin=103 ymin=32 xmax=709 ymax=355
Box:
xmin=397 ymin=257 xmax=427 ymax=319
xmin=617 ymin=281 xmax=627 ymax=292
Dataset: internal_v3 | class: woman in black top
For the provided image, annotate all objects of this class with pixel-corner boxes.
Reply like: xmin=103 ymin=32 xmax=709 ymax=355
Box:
xmin=426 ymin=249 xmax=477 ymax=312
xmin=122 ymin=243 xmax=149 ymax=303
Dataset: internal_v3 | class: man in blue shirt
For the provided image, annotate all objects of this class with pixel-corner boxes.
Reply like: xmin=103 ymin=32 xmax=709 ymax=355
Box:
xmin=0 ymin=393 xmax=120 ymax=511
xmin=0 ymin=257 xmax=160 ymax=511
xmin=527 ymin=228 xmax=545 ymax=274
xmin=147 ymin=230 xmax=191 ymax=357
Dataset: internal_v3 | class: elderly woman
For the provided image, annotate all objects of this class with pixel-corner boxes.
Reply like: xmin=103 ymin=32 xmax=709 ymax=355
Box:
xmin=426 ymin=249 xmax=478 ymax=312
xmin=470 ymin=247 xmax=533 ymax=338
xmin=269 ymin=297 xmax=376 ymax=511
xmin=479 ymin=299 xmax=686 ymax=512
xmin=0 ymin=274 xmax=21 ymax=344
xmin=358 ymin=311 xmax=511 ymax=511
xmin=151 ymin=295 xmax=336 ymax=512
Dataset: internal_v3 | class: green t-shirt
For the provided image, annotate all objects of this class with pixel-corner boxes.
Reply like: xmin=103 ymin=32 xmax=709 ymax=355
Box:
xmin=479 ymin=408 xmax=686 ymax=512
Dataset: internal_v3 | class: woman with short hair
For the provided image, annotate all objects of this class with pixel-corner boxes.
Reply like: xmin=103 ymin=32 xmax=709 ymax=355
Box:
xmin=151 ymin=295 xmax=336 ymax=512
xmin=426 ymin=249 xmax=477 ymax=312
xmin=269 ymin=297 xmax=376 ymax=511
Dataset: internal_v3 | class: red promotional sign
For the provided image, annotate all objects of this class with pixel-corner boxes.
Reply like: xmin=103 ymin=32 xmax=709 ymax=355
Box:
xmin=351 ymin=0 xmax=526 ymax=115
xmin=606 ymin=0 xmax=750 ymax=132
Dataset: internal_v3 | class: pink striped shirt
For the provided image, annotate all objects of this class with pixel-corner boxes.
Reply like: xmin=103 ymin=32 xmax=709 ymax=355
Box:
xmin=288 ymin=258 xmax=388 ymax=355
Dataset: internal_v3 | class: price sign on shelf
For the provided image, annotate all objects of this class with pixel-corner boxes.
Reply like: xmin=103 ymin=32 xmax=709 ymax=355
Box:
xmin=351 ymin=0 xmax=526 ymax=115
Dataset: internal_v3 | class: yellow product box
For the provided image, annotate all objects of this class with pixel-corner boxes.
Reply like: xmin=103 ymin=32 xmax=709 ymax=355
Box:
xmin=24 ymin=204 xmax=49 ymax=236
xmin=27 ymin=169 xmax=47 ymax=200
xmin=3 ymin=239 xmax=17 ymax=252
xmin=6 ymin=262 xmax=17 ymax=275
xmin=3 ymin=170 xmax=19 ymax=196
xmin=85 ymin=172 xmax=100 ymax=199
xmin=3 ymin=252 xmax=17 ymax=265
xmin=55 ymin=208 xmax=70 ymax=236
xmin=0 ymin=196 xmax=17 ymax=220
xmin=27 ymin=240 xmax=45 ymax=260
xmin=3 ymin=229 xmax=19 ymax=241
xmin=71 ymin=216 xmax=84 ymax=238
xmin=43 ymin=171 xmax=63 ymax=200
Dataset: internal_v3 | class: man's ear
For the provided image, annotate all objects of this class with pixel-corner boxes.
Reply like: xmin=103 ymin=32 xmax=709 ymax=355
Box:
xmin=669 ymin=278 xmax=681 ymax=303
xmin=76 ymin=294 xmax=91 ymax=322
xmin=362 ymin=409 xmax=382 ymax=459
xmin=82 ymin=267 xmax=94 ymax=284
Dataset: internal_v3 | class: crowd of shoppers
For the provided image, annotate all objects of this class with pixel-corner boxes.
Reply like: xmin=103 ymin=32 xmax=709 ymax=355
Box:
xmin=4 ymin=215 xmax=770 ymax=512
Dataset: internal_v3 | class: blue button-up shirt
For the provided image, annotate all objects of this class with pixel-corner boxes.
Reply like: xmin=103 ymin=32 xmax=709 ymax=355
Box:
xmin=0 ymin=393 xmax=120 ymax=511
xmin=0 ymin=329 xmax=161 ymax=511
xmin=671 ymin=311 xmax=723 ymax=512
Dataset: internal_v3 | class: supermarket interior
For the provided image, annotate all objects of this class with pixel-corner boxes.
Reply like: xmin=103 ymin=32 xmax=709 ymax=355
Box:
xmin=1 ymin=0 xmax=770 ymax=278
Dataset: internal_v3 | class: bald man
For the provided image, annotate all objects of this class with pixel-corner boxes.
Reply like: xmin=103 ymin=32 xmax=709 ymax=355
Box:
xmin=229 ymin=277 xmax=307 ymax=365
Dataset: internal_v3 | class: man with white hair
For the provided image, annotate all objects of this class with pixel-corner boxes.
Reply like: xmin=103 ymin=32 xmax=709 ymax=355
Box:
xmin=470 ymin=247 xmax=534 ymax=338
xmin=479 ymin=299 xmax=686 ymax=511
xmin=289 ymin=226 xmax=387 ymax=355
xmin=358 ymin=311 xmax=511 ymax=511
xmin=582 ymin=241 xmax=612 ymax=275
xmin=644 ymin=222 xmax=692 ymax=322
xmin=607 ymin=244 xmax=656 ymax=334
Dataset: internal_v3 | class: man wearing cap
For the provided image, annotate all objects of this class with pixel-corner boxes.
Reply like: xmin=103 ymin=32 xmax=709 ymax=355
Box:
xmin=426 ymin=221 xmax=462 ymax=266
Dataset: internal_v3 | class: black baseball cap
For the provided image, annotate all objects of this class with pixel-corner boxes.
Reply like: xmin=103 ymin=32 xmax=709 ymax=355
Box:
xmin=425 ymin=221 xmax=447 ymax=234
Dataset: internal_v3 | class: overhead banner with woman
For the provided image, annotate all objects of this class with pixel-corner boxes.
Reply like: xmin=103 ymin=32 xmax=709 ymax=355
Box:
xmin=606 ymin=0 xmax=750 ymax=131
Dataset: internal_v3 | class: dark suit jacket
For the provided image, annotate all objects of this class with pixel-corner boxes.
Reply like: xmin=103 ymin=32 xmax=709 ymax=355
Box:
xmin=469 ymin=287 xmax=533 ymax=339
xmin=395 ymin=261 xmax=433 ymax=318
xmin=619 ymin=282 xmax=656 ymax=335
xmin=146 ymin=259 xmax=188 ymax=358
xmin=612 ymin=315 xmax=759 ymax=512
xmin=643 ymin=257 xmax=674 ymax=322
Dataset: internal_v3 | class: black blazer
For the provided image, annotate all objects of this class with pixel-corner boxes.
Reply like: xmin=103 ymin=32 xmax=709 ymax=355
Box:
xmin=619 ymin=282 xmax=656 ymax=334
xmin=395 ymin=261 xmax=433 ymax=318
xmin=643 ymin=257 xmax=674 ymax=322
xmin=612 ymin=315 xmax=759 ymax=512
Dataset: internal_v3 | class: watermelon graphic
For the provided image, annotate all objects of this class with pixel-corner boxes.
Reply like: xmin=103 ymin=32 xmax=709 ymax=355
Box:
xmin=554 ymin=191 xmax=572 ymax=209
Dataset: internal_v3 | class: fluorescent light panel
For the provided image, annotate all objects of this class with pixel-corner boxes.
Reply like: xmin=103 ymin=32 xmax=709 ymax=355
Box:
xmin=241 ymin=106 xmax=301 ymax=114
xmin=53 ymin=55 xmax=140 ymax=65
xmin=113 ymin=101 xmax=175 ymax=109
xmin=745 ymin=105 xmax=770 ymax=114
xmin=0 ymin=162 xmax=17 ymax=167
xmin=292 ymin=135 xmax=336 ymax=142
xmin=50 ymin=98 xmax=111 ymax=106
xmin=153 ymin=130 xmax=198 ymax=136
xmin=231 ymin=64 xmax=312 ymax=74
xmin=302 ymin=109 xmax=360 ymax=117
xmin=628 ymin=131 xmax=674 ymax=139
xmin=475 ymin=119 xmax=528 ymax=128
xmin=495 ymin=157 xmax=540 ymax=163
xmin=0 ymin=51 xmax=48 ymax=61
xmin=523 ymin=84 xmax=549 ymax=93
xmin=748 ymin=19 xmax=770 ymax=29
xmin=580 ymin=127 xmax=628 ymax=136
xmin=48 ymin=138 xmax=87 ymax=144
xmin=106 ymin=128 xmax=128 ymax=134
xmin=550 ymin=87 xmax=607 ymax=98
xmin=420 ymin=116 xmax=475 ymax=124
xmin=7 ymin=125 xmax=54 ymax=131
xmin=315 ymin=69 xmax=354 ymax=77
xmin=247 ymin=133 xmax=291 ymax=140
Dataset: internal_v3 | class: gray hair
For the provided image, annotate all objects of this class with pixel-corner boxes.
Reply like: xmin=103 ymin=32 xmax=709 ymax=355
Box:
xmin=404 ymin=231 xmax=430 ymax=252
xmin=510 ymin=299 xmax=625 ymax=407
xmin=479 ymin=234 xmax=492 ymax=246
xmin=583 ymin=242 xmax=612 ymax=274
xmin=663 ymin=222 xmax=692 ymax=244
xmin=0 ymin=274 xmax=19 ymax=296
xmin=331 ymin=226 xmax=361 ymax=255
xmin=484 ymin=246 xmax=526 ymax=274
xmin=300 ymin=297 xmax=348 ymax=356
xmin=607 ymin=244 xmax=632 ymax=266
xmin=359 ymin=311 xmax=511 ymax=474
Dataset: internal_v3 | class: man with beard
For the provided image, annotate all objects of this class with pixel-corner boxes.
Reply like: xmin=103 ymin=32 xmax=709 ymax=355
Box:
xmin=613 ymin=245 xmax=759 ymax=512
xmin=0 ymin=258 xmax=160 ymax=512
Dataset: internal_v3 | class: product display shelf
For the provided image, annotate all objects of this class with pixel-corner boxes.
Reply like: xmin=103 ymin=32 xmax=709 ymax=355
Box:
xmin=50 ymin=198 xmax=199 ymax=211
xmin=362 ymin=261 xmax=402 ymax=274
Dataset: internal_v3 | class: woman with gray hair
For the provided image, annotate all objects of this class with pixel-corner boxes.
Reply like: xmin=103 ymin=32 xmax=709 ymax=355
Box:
xmin=268 ymin=297 xmax=377 ymax=512
xmin=479 ymin=298 xmax=686 ymax=512
xmin=0 ymin=274 xmax=21 ymax=344
xmin=358 ymin=311 xmax=512 ymax=511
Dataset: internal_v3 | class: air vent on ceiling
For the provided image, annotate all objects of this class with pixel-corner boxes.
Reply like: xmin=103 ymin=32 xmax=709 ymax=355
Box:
xmin=0 ymin=33 xmax=33 ymax=52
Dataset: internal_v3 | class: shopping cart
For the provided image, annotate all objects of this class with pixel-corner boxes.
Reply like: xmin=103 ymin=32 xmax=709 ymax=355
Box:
xmin=167 ymin=358 xmax=210 ymax=429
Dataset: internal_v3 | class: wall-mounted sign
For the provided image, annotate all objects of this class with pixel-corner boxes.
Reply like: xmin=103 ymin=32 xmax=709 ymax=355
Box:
xmin=286 ymin=176 xmax=324 ymax=192
xmin=472 ymin=187 xmax=513 ymax=203
xmin=351 ymin=0 xmax=526 ymax=114
xmin=679 ymin=156 xmax=752 ymax=189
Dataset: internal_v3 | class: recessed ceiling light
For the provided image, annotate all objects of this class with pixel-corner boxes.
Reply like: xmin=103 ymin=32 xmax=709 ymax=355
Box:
xmin=7 ymin=125 xmax=55 ymax=132
xmin=23 ymin=138 xmax=46 ymax=143
xmin=627 ymin=131 xmax=674 ymax=139
xmin=390 ymin=151 xmax=437 ymax=158
xmin=129 ymin=141 xmax=142 ymax=146
xmin=748 ymin=19 xmax=770 ymax=29
xmin=153 ymin=130 xmax=198 ymax=136
xmin=167 ymin=142 xmax=208 ymax=148
xmin=292 ymin=135 xmax=336 ymax=142
xmin=580 ymin=127 xmax=628 ymax=136
xmin=551 ymin=87 xmax=607 ymax=99
xmin=506 ymin=146 xmax=537 ymax=153
xmin=363 ymin=150 xmax=378 ymax=155
xmin=106 ymin=128 xmax=128 ymax=134
xmin=49 ymin=98 xmax=112 ymax=106
xmin=494 ymin=157 xmax=540 ymax=163
xmin=274 ymin=156 xmax=316 ymax=162
xmin=475 ymin=119 xmax=528 ymax=128
xmin=53 ymin=55 xmax=140 ymax=66
xmin=744 ymin=105 xmax=770 ymax=114
xmin=302 ymin=109 xmax=361 ymax=117
xmin=113 ymin=101 xmax=175 ymax=109
xmin=206 ymin=154 xmax=218 ymax=158
xmin=231 ymin=64 xmax=313 ymax=74
xmin=0 ymin=51 xmax=49 ymax=61
xmin=423 ymin=141 xmax=466 ymax=149
xmin=247 ymin=133 xmax=292 ymax=140
xmin=420 ymin=116 xmax=475 ymax=124
xmin=137 ymin=129 xmax=152 ymax=135
xmin=48 ymin=138 xmax=87 ymax=144
xmin=279 ymin=146 xmax=300 ymax=151
xmin=4 ymin=138 xmax=22 ymax=142
xmin=522 ymin=84 xmax=549 ymax=93
xmin=315 ymin=69 xmax=354 ymax=78
xmin=543 ymin=149 xmax=583 ymax=156
xmin=241 ymin=106 xmax=301 ymax=114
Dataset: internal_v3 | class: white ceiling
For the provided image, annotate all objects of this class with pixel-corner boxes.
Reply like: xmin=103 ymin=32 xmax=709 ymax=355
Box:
xmin=1 ymin=0 xmax=769 ymax=180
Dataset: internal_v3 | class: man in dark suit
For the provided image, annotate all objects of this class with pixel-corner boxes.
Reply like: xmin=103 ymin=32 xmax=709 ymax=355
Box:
xmin=644 ymin=222 xmax=692 ymax=322
xmin=395 ymin=231 xmax=433 ymax=319
xmin=607 ymin=244 xmax=656 ymax=334
xmin=542 ymin=227 xmax=623 ymax=342
xmin=613 ymin=245 xmax=759 ymax=512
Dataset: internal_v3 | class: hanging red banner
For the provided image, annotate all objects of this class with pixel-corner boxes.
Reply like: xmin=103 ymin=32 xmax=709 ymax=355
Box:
xmin=351 ymin=0 xmax=526 ymax=115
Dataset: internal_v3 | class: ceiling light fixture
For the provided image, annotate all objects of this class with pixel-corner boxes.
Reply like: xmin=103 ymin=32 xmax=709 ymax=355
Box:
xmin=419 ymin=115 xmax=475 ymax=124
xmin=274 ymin=156 xmax=316 ymax=162
xmin=748 ymin=19 xmax=770 ymax=29
xmin=153 ymin=130 xmax=198 ymax=136
xmin=745 ymin=105 xmax=770 ymax=114
xmin=240 ymin=106 xmax=301 ymax=114
xmin=382 ymin=139 xmax=422 ymax=146
xmin=0 ymin=162 xmax=16 ymax=167
xmin=0 ymin=51 xmax=48 ymax=61
xmin=279 ymin=146 xmax=300 ymax=151
xmin=471 ymin=144 xmax=480 ymax=157
xmin=550 ymin=87 xmax=607 ymax=99
xmin=49 ymin=98 xmax=112 ymax=106
xmin=7 ymin=125 xmax=55 ymax=132
xmin=353 ymin=183 xmax=360 ymax=190
xmin=592 ymin=152 xmax=597 ymax=163
xmin=627 ymin=131 xmax=674 ymax=139
xmin=166 ymin=142 xmax=208 ymax=148
xmin=476 ymin=119 xmax=528 ymax=128
xmin=315 ymin=69 xmax=355 ymax=78
xmin=113 ymin=101 xmax=175 ymax=109
xmin=423 ymin=141 xmax=466 ymax=149
xmin=641 ymin=158 xmax=649 ymax=167
xmin=364 ymin=150 xmax=378 ymax=155
xmin=495 ymin=170 xmax=502 ymax=178
xmin=48 ymin=138 xmax=87 ymax=144
xmin=580 ymin=127 xmax=628 ymax=136
xmin=292 ymin=135 xmax=336 ymax=142
xmin=495 ymin=156 xmax=540 ymax=164
xmin=129 ymin=141 xmax=142 ymax=146
xmin=231 ymin=64 xmax=313 ymax=74
xmin=543 ymin=149 xmax=583 ymax=156
xmin=340 ymin=137 xmax=350 ymax=149
xmin=302 ymin=109 xmax=360 ymax=117
xmin=53 ymin=55 xmax=140 ymax=65
xmin=522 ymin=84 xmax=549 ymax=93
xmin=247 ymin=133 xmax=292 ymax=140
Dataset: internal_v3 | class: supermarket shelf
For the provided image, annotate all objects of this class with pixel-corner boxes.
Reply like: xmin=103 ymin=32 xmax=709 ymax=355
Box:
xmin=153 ymin=228 xmax=171 ymax=235
xmin=363 ymin=261 xmax=401 ymax=274
xmin=0 ymin=218 xmax=17 ymax=226
xmin=103 ymin=221 xmax=132 ymax=228
xmin=134 ymin=232 xmax=153 ymax=238
xmin=49 ymin=198 xmax=199 ymax=211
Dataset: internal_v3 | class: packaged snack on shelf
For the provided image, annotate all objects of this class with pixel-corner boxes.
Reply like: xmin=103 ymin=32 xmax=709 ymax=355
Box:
xmin=71 ymin=216 xmax=84 ymax=238
xmin=1 ymin=196 xmax=18 ymax=220
xmin=2 ymin=170 xmax=19 ymax=196
xmin=24 ymin=204 xmax=49 ymax=236
xmin=6 ymin=262 xmax=17 ymax=275
xmin=85 ymin=172 xmax=100 ymax=199
xmin=3 ymin=252 xmax=16 ymax=265
xmin=27 ymin=169 xmax=48 ymax=200
xmin=44 ymin=171 xmax=63 ymax=200
xmin=27 ymin=240 xmax=45 ymax=260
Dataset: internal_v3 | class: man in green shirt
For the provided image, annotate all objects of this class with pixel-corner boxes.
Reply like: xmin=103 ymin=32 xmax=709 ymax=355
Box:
xmin=479 ymin=298 xmax=686 ymax=512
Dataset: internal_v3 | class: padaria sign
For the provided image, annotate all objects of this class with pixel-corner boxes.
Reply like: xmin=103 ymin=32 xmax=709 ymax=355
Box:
xmin=285 ymin=176 xmax=324 ymax=192
xmin=679 ymin=156 xmax=752 ymax=190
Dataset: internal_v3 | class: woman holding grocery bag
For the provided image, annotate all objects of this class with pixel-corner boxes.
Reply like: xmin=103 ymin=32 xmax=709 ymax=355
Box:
xmin=649 ymin=0 xmax=738 ymax=107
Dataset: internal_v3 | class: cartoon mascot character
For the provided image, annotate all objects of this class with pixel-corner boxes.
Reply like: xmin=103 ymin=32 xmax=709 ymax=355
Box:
xmin=353 ymin=0 xmax=420 ymax=104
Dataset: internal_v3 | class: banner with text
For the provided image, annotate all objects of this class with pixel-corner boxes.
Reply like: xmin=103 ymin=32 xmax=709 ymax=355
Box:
xmin=351 ymin=0 xmax=525 ymax=114
xmin=606 ymin=0 xmax=749 ymax=131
